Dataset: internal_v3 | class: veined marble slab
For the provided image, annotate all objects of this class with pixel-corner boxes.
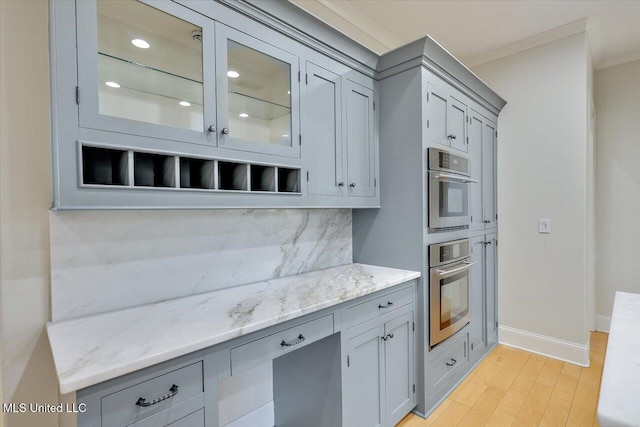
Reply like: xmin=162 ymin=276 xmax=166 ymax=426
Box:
xmin=49 ymin=209 xmax=351 ymax=321
xmin=597 ymin=291 xmax=640 ymax=427
xmin=47 ymin=263 xmax=420 ymax=394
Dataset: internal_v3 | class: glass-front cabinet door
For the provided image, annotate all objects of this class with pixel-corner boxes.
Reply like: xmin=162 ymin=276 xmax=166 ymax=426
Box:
xmin=76 ymin=0 xmax=216 ymax=145
xmin=215 ymin=24 xmax=301 ymax=158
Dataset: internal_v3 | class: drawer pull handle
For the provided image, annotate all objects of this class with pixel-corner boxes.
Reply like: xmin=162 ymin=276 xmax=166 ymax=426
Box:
xmin=446 ymin=358 xmax=457 ymax=367
xmin=378 ymin=301 xmax=394 ymax=309
xmin=281 ymin=334 xmax=305 ymax=347
xmin=136 ymin=384 xmax=179 ymax=407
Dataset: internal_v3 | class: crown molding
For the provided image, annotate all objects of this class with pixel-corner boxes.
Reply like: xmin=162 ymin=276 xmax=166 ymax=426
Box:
xmin=465 ymin=18 xmax=588 ymax=68
xmin=596 ymin=50 xmax=640 ymax=70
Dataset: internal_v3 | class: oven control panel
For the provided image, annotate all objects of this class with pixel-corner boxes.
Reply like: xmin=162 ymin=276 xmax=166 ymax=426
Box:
xmin=428 ymin=147 xmax=470 ymax=176
xmin=429 ymin=238 xmax=470 ymax=267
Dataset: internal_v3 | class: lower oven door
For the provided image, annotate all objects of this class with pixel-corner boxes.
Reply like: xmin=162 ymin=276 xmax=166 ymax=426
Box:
xmin=428 ymin=171 xmax=476 ymax=229
xmin=430 ymin=258 xmax=476 ymax=347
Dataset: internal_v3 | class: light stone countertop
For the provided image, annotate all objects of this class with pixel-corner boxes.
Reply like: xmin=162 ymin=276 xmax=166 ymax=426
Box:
xmin=47 ymin=263 xmax=420 ymax=394
xmin=597 ymin=291 xmax=640 ymax=427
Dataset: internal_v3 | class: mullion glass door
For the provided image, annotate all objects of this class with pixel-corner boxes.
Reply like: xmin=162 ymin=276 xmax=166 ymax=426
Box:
xmin=215 ymin=23 xmax=300 ymax=158
xmin=77 ymin=0 xmax=216 ymax=145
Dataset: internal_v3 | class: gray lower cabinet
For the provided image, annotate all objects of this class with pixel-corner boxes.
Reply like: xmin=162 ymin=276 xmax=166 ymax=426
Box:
xmin=469 ymin=233 xmax=498 ymax=364
xmin=485 ymin=233 xmax=498 ymax=345
xmin=343 ymin=305 xmax=416 ymax=427
xmin=343 ymin=323 xmax=385 ymax=427
xmin=77 ymin=353 xmax=211 ymax=427
xmin=469 ymin=236 xmax=487 ymax=363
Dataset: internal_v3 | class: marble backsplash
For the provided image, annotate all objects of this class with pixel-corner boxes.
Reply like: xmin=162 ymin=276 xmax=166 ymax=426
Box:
xmin=50 ymin=209 xmax=352 ymax=321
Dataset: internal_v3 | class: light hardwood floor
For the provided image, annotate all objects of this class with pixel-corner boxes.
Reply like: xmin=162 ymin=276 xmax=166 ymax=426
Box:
xmin=398 ymin=332 xmax=608 ymax=427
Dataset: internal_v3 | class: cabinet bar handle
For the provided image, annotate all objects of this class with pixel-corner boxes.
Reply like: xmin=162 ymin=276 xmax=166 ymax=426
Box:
xmin=378 ymin=301 xmax=394 ymax=309
xmin=338 ymin=182 xmax=345 ymax=187
xmin=281 ymin=334 xmax=305 ymax=347
xmin=136 ymin=384 xmax=179 ymax=407
xmin=446 ymin=358 xmax=457 ymax=367
xmin=350 ymin=183 xmax=356 ymax=188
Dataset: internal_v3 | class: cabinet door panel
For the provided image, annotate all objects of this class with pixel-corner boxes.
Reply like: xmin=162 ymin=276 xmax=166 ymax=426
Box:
xmin=448 ymin=97 xmax=468 ymax=153
xmin=343 ymin=324 xmax=384 ymax=427
xmin=304 ymin=62 xmax=343 ymax=196
xmin=427 ymin=83 xmax=449 ymax=147
xmin=485 ymin=234 xmax=498 ymax=344
xmin=345 ymin=80 xmax=376 ymax=197
xmin=483 ymin=121 xmax=497 ymax=227
xmin=77 ymin=0 xmax=216 ymax=145
xmin=215 ymin=23 xmax=300 ymax=158
xmin=384 ymin=311 xmax=415 ymax=427
xmin=469 ymin=236 xmax=486 ymax=362
xmin=469 ymin=113 xmax=484 ymax=231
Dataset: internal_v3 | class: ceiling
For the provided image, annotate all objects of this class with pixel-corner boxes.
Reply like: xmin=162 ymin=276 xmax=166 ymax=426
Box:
xmin=290 ymin=0 xmax=640 ymax=69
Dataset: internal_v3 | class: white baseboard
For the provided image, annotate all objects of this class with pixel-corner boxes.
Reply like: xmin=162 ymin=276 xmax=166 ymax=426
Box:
xmin=225 ymin=401 xmax=274 ymax=427
xmin=595 ymin=315 xmax=611 ymax=333
xmin=499 ymin=325 xmax=590 ymax=366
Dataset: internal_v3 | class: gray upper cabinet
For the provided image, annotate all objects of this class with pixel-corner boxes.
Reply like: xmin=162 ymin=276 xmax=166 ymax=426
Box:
xmin=343 ymin=323 xmax=385 ymax=427
xmin=50 ymin=0 xmax=380 ymax=209
xmin=469 ymin=112 xmax=484 ymax=230
xmin=76 ymin=0 xmax=217 ymax=146
xmin=214 ymin=23 xmax=301 ymax=158
xmin=469 ymin=109 xmax=498 ymax=229
xmin=448 ymin=96 xmax=468 ymax=153
xmin=345 ymin=79 xmax=377 ymax=197
xmin=426 ymin=81 xmax=468 ymax=153
xmin=304 ymin=61 xmax=343 ymax=196
xmin=483 ymin=120 xmax=498 ymax=228
xmin=426 ymin=82 xmax=449 ymax=147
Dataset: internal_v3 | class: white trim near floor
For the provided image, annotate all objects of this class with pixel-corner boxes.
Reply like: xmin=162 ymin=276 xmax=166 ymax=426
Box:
xmin=595 ymin=315 xmax=611 ymax=333
xmin=499 ymin=325 xmax=590 ymax=367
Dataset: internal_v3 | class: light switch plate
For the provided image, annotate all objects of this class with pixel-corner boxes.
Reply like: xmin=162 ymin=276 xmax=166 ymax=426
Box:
xmin=539 ymin=218 xmax=551 ymax=234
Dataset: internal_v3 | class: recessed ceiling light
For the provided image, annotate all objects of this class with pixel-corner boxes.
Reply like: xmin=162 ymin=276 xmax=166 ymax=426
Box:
xmin=227 ymin=70 xmax=240 ymax=78
xmin=282 ymin=134 xmax=289 ymax=138
xmin=287 ymin=90 xmax=290 ymax=95
xmin=239 ymin=113 xmax=249 ymax=118
xmin=105 ymin=81 xmax=120 ymax=88
xmin=131 ymin=39 xmax=150 ymax=49
xmin=179 ymin=101 xmax=191 ymax=107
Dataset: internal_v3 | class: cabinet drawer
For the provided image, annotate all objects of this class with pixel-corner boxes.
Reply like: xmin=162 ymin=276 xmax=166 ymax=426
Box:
xmin=343 ymin=286 xmax=413 ymax=328
xmin=428 ymin=334 xmax=468 ymax=398
xmin=231 ymin=314 xmax=334 ymax=375
xmin=102 ymin=362 xmax=203 ymax=427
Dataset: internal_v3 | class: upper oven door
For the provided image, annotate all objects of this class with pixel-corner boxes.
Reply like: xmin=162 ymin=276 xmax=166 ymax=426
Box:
xmin=428 ymin=171 xmax=476 ymax=229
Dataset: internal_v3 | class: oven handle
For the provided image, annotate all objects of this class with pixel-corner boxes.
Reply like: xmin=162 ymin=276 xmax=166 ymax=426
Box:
xmin=435 ymin=260 xmax=478 ymax=277
xmin=432 ymin=172 xmax=478 ymax=184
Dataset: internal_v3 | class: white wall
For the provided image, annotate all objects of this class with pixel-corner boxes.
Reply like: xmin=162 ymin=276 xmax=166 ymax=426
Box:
xmin=0 ymin=2 xmax=351 ymax=427
xmin=0 ymin=1 xmax=59 ymax=426
xmin=472 ymin=33 xmax=593 ymax=365
xmin=594 ymin=59 xmax=640 ymax=331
